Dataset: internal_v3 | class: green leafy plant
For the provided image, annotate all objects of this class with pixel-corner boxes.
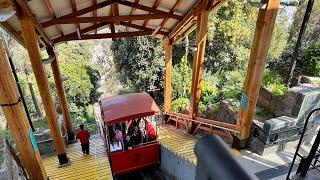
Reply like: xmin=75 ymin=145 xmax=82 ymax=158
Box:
xmin=171 ymin=97 xmax=190 ymax=113
xmin=263 ymin=69 xmax=287 ymax=96
xmin=302 ymin=43 xmax=320 ymax=76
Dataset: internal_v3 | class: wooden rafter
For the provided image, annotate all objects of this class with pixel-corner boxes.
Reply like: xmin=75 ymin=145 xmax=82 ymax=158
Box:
xmin=142 ymin=0 xmax=161 ymax=28
xmin=112 ymin=2 xmax=120 ymax=25
xmin=120 ymin=22 xmax=168 ymax=35
xmin=53 ymin=31 xmax=154 ymax=44
xmin=0 ymin=22 xmax=24 ymax=46
xmin=110 ymin=2 xmax=116 ymax=40
xmin=93 ymin=0 xmax=97 ymax=34
xmin=0 ymin=0 xmax=11 ymax=10
xmin=53 ymin=22 xmax=110 ymax=44
xmin=14 ymin=0 xmax=53 ymax=47
xmin=43 ymin=0 xmax=64 ymax=37
xmin=118 ymin=1 xmax=181 ymax=19
xmin=70 ymin=0 xmax=81 ymax=39
xmin=126 ymin=0 xmax=139 ymax=32
xmin=42 ymin=14 xmax=179 ymax=27
xmin=42 ymin=0 xmax=115 ymax=28
xmin=157 ymin=0 xmax=182 ymax=34
xmin=168 ymin=0 xmax=221 ymax=42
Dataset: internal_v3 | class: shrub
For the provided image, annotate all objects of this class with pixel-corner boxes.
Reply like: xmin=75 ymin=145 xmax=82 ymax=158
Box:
xmin=171 ymin=97 xmax=190 ymax=113
xmin=263 ymin=69 xmax=287 ymax=96
xmin=302 ymin=44 xmax=320 ymax=76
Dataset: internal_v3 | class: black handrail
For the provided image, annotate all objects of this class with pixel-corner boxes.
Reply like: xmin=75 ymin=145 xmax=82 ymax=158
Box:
xmin=286 ymin=108 xmax=320 ymax=179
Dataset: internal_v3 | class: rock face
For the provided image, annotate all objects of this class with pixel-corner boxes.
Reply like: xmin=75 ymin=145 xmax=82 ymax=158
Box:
xmin=250 ymin=85 xmax=320 ymax=155
xmin=0 ymin=139 xmax=27 ymax=180
xmin=205 ymin=99 xmax=238 ymax=124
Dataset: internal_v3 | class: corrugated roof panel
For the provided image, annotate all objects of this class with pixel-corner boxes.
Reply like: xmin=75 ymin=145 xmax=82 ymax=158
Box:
xmin=80 ymin=23 xmax=93 ymax=30
xmin=7 ymin=16 xmax=20 ymax=31
xmin=44 ymin=26 xmax=59 ymax=39
xmin=163 ymin=19 xmax=179 ymax=31
xmin=98 ymin=6 xmax=111 ymax=16
xmin=28 ymin=0 xmax=52 ymax=22
xmin=61 ymin=24 xmax=77 ymax=36
xmin=138 ymin=0 xmax=156 ymax=8
xmin=118 ymin=4 xmax=131 ymax=16
xmin=177 ymin=0 xmax=198 ymax=14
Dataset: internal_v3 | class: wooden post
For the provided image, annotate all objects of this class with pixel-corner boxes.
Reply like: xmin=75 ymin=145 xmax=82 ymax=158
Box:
xmin=0 ymin=40 xmax=47 ymax=180
xmin=163 ymin=39 xmax=173 ymax=113
xmin=234 ymin=0 xmax=280 ymax=148
xmin=189 ymin=8 xmax=209 ymax=119
xmin=47 ymin=47 xmax=74 ymax=141
xmin=18 ymin=13 xmax=69 ymax=165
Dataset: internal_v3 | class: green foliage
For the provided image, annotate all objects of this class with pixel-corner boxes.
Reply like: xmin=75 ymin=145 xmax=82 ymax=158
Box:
xmin=263 ymin=69 xmax=288 ymax=96
xmin=218 ymin=71 xmax=245 ymax=100
xmin=111 ymin=36 xmax=164 ymax=103
xmin=302 ymin=43 xmax=320 ymax=76
xmin=171 ymin=97 xmax=190 ymax=113
xmin=117 ymin=87 xmax=137 ymax=95
xmin=172 ymin=56 xmax=192 ymax=99
xmin=316 ymin=79 xmax=320 ymax=87
xmin=0 ymin=128 xmax=13 ymax=144
xmin=32 ymin=117 xmax=49 ymax=131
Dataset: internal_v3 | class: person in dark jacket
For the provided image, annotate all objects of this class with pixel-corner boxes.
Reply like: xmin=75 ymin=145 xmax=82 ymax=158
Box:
xmin=76 ymin=124 xmax=90 ymax=155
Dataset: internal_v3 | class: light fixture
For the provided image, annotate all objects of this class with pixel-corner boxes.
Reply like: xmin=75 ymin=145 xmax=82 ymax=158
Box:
xmin=0 ymin=2 xmax=15 ymax=22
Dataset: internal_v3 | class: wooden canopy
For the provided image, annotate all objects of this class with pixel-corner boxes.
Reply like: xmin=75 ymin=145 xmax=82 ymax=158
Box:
xmin=1 ymin=0 xmax=223 ymax=48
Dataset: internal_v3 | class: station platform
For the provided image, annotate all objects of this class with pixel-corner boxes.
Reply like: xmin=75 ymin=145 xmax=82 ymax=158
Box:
xmin=158 ymin=124 xmax=198 ymax=165
xmin=43 ymin=136 xmax=112 ymax=180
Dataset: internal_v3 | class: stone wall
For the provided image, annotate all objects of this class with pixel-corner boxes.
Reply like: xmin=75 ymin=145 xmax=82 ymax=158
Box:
xmin=205 ymin=99 xmax=238 ymax=124
xmin=0 ymin=139 xmax=27 ymax=180
xmin=250 ymin=85 xmax=320 ymax=155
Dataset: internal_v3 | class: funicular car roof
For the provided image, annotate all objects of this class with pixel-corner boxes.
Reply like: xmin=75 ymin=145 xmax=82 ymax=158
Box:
xmin=99 ymin=93 xmax=160 ymax=125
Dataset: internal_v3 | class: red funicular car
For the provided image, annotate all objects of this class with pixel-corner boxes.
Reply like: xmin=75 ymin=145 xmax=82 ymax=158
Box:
xmin=99 ymin=93 xmax=160 ymax=176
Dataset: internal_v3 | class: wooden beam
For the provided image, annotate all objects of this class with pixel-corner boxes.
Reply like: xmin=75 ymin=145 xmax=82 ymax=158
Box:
xmin=142 ymin=0 xmax=161 ymax=27
xmin=70 ymin=0 xmax=81 ymax=39
xmin=19 ymin=14 xmax=69 ymax=165
xmin=53 ymin=22 xmax=109 ymax=44
xmin=0 ymin=0 xmax=12 ymax=10
xmin=168 ymin=0 xmax=221 ymax=42
xmin=118 ymin=1 xmax=181 ymax=19
xmin=120 ymin=22 xmax=168 ymax=35
xmin=93 ymin=0 xmax=97 ymax=34
xmin=110 ymin=2 xmax=116 ymax=41
xmin=163 ymin=39 xmax=173 ymax=112
xmin=41 ymin=0 xmax=115 ymax=28
xmin=112 ymin=2 xmax=120 ymax=25
xmin=126 ymin=0 xmax=139 ymax=32
xmin=14 ymin=0 xmax=53 ymax=47
xmin=47 ymin=47 xmax=74 ymax=141
xmin=0 ymin=40 xmax=47 ymax=180
xmin=0 ymin=22 xmax=25 ymax=46
xmin=189 ymin=4 xmax=209 ymax=119
xmin=157 ymin=0 xmax=183 ymax=34
xmin=53 ymin=31 xmax=153 ymax=44
xmin=42 ymin=14 xmax=177 ymax=27
xmin=236 ymin=0 xmax=280 ymax=141
xmin=43 ymin=0 xmax=64 ymax=37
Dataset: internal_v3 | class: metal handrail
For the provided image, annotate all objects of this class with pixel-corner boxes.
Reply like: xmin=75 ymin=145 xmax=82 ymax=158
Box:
xmin=286 ymin=108 xmax=320 ymax=179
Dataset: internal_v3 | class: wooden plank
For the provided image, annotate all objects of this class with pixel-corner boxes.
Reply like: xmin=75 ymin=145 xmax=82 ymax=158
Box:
xmin=53 ymin=30 xmax=153 ymax=44
xmin=53 ymin=22 xmax=109 ymax=44
xmin=120 ymin=22 xmax=168 ymax=35
xmin=19 ymin=15 xmax=68 ymax=163
xmin=112 ymin=2 xmax=120 ymax=25
xmin=93 ymin=0 xmax=97 ymax=34
xmin=0 ymin=0 xmax=11 ymax=10
xmin=0 ymin=40 xmax=47 ymax=180
xmin=126 ymin=0 xmax=139 ymax=32
xmin=142 ymin=0 xmax=161 ymax=27
xmin=41 ymin=0 xmax=115 ymax=28
xmin=118 ymin=1 xmax=181 ymax=19
xmin=156 ymin=0 xmax=182 ymax=34
xmin=47 ymin=47 xmax=74 ymax=139
xmin=163 ymin=39 xmax=173 ymax=113
xmin=237 ymin=0 xmax=280 ymax=140
xmin=42 ymin=14 xmax=177 ymax=27
xmin=70 ymin=0 xmax=81 ymax=39
xmin=189 ymin=6 xmax=209 ymax=119
xmin=44 ymin=0 xmax=64 ymax=37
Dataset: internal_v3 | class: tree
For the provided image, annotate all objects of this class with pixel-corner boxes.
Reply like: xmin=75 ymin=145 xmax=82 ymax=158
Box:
xmin=111 ymin=36 xmax=164 ymax=103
